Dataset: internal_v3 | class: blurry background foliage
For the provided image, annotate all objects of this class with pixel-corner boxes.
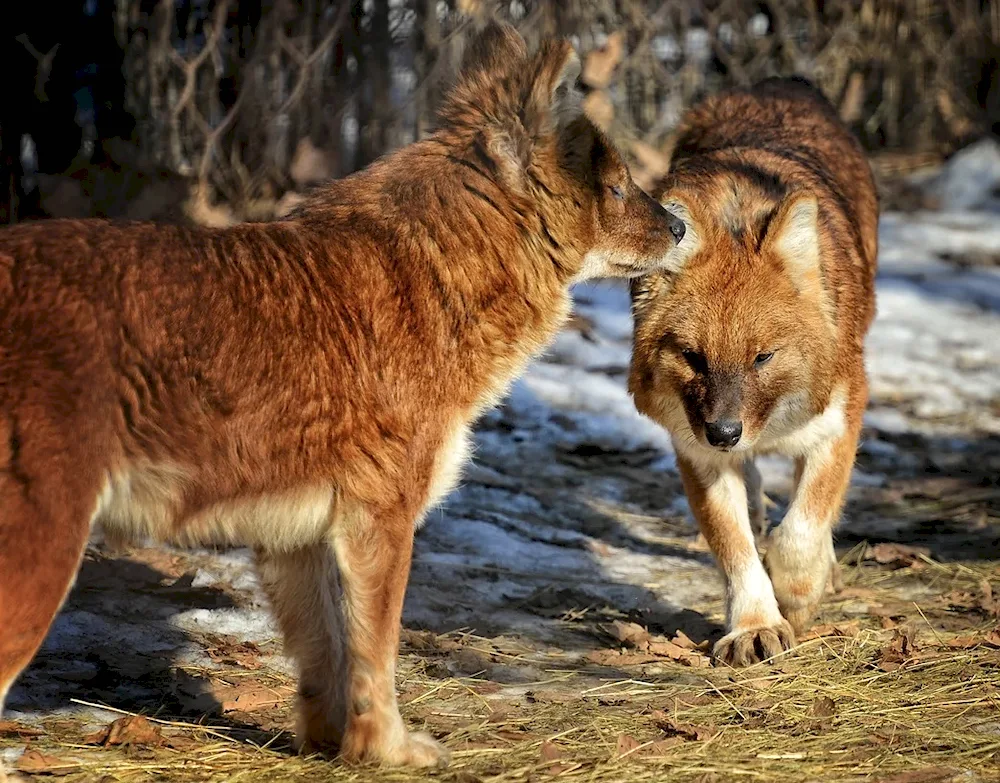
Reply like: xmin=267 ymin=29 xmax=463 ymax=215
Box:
xmin=2 ymin=0 xmax=999 ymax=224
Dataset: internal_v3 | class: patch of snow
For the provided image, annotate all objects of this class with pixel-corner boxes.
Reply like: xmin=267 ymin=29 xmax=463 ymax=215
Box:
xmin=929 ymin=138 xmax=1000 ymax=212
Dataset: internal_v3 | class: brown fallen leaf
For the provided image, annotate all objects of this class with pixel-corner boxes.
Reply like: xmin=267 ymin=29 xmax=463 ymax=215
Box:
xmin=876 ymin=627 xmax=919 ymax=671
xmin=979 ymin=579 xmax=1000 ymax=617
xmin=615 ymin=733 xmax=642 ymax=757
xmin=604 ymin=620 xmax=651 ymax=648
xmin=670 ymin=630 xmax=710 ymax=651
xmin=945 ymin=633 xmax=984 ymax=649
xmin=867 ymin=542 xmax=930 ymax=569
xmin=810 ymin=696 xmax=836 ymax=718
xmin=800 ymin=622 xmax=859 ymax=641
xmin=647 ymin=737 xmax=685 ymax=755
xmin=646 ymin=640 xmax=690 ymax=658
xmin=221 ymin=687 xmax=291 ymax=713
xmin=650 ymin=710 xmax=716 ymax=741
xmin=539 ymin=740 xmax=573 ymax=775
xmin=645 ymin=640 xmax=711 ymax=668
xmin=400 ymin=629 xmax=461 ymax=653
xmin=585 ymin=649 xmax=660 ymax=667
xmin=0 ymin=720 xmax=44 ymax=738
xmin=84 ymin=714 xmax=163 ymax=747
xmin=204 ymin=638 xmax=264 ymax=670
xmin=15 ymin=749 xmax=80 ymax=776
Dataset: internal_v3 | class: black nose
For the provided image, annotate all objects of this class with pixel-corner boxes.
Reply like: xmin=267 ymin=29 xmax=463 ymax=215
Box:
xmin=705 ymin=420 xmax=742 ymax=448
xmin=668 ymin=214 xmax=686 ymax=243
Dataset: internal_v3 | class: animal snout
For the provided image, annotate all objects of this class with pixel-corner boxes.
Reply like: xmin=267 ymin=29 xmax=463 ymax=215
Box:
xmin=704 ymin=420 xmax=742 ymax=449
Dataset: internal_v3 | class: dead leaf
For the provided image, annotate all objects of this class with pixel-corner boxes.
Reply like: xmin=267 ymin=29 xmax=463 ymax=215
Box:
xmin=487 ymin=704 xmax=513 ymax=723
xmin=605 ymin=620 xmax=651 ymax=648
xmin=221 ymin=687 xmax=291 ymax=713
xmin=204 ymin=638 xmax=264 ymax=670
xmin=84 ymin=715 xmax=163 ymax=747
xmin=615 ymin=733 xmax=642 ymax=757
xmin=400 ymin=629 xmax=460 ymax=653
xmin=647 ymin=737 xmax=685 ymax=754
xmin=945 ymin=633 xmax=982 ymax=649
xmin=670 ymin=630 xmax=710 ymax=651
xmin=646 ymin=640 xmax=690 ymax=658
xmin=586 ymin=649 xmax=660 ymax=667
xmin=810 ymin=696 xmax=837 ymax=718
xmin=979 ymin=579 xmax=1000 ymax=617
xmin=800 ymin=622 xmax=859 ymax=641
xmin=15 ymin=749 xmax=80 ymax=776
xmin=646 ymin=639 xmax=711 ymax=668
xmin=877 ymin=627 xmax=919 ymax=671
xmin=0 ymin=720 xmax=44 ymax=738
xmin=539 ymin=740 xmax=573 ymax=775
xmin=650 ymin=710 xmax=715 ymax=741
xmin=867 ymin=542 xmax=931 ymax=569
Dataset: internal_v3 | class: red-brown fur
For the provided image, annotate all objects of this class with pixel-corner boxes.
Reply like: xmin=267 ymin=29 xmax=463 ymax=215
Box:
xmin=0 ymin=22 xmax=686 ymax=771
xmin=630 ymin=78 xmax=878 ymax=665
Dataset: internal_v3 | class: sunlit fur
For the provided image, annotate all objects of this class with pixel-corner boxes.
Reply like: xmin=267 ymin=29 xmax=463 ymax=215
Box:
xmin=630 ymin=78 xmax=878 ymax=666
xmin=0 ymin=22 xmax=687 ymax=772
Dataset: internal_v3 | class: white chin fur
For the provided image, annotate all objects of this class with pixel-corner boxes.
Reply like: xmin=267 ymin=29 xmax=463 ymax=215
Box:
xmin=574 ymin=247 xmax=682 ymax=283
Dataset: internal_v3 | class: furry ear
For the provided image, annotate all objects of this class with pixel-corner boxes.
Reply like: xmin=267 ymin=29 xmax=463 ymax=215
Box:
xmin=764 ymin=194 xmax=823 ymax=295
xmin=525 ymin=39 xmax=584 ymax=138
xmin=458 ymin=20 xmax=528 ymax=82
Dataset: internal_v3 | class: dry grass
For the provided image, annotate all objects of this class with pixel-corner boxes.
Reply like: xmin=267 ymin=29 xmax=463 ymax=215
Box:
xmin=4 ymin=557 xmax=1000 ymax=783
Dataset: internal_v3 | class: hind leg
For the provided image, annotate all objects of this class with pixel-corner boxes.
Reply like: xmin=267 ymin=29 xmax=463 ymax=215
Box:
xmin=0 ymin=480 xmax=93 ymax=720
xmin=256 ymin=543 xmax=350 ymax=752
xmin=743 ymin=459 xmax=768 ymax=545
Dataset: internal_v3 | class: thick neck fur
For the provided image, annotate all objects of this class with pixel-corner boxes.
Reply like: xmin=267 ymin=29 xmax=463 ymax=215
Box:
xmin=283 ymin=137 xmax=581 ymax=413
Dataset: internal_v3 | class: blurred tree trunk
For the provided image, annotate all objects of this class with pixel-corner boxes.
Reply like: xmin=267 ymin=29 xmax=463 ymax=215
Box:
xmin=356 ymin=0 xmax=390 ymax=167
xmin=415 ymin=0 xmax=441 ymax=138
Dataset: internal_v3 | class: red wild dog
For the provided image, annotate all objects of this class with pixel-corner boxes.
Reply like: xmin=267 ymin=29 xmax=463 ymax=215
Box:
xmin=630 ymin=78 xmax=878 ymax=666
xmin=0 ymin=22 xmax=687 ymax=772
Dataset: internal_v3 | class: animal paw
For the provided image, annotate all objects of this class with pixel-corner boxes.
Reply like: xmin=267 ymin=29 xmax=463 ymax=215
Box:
xmin=713 ymin=619 xmax=796 ymax=666
xmin=387 ymin=730 xmax=450 ymax=768
xmin=340 ymin=722 xmax=450 ymax=768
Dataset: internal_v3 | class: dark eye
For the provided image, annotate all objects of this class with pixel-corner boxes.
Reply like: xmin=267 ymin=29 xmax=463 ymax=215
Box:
xmin=609 ymin=184 xmax=625 ymax=201
xmin=755 ymin=352 xmax=774 ymax=368
xmin=682 ymin=349 xmax=708 ymax=374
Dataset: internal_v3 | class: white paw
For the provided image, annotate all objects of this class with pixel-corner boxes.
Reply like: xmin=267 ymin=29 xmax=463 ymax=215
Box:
xmin=714 ymin=618 xmax=796 ymax=666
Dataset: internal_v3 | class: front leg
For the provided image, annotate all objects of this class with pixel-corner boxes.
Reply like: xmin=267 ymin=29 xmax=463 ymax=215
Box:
xmin=677 ymin=451 xmax=794 ymax=666
xmin=256 ymin=500 xmax=448 ymax=768
xmin=331 ymin=502 xmax=449 ymax=767
xmin=764 ymin=407 xmax=862 ymax=633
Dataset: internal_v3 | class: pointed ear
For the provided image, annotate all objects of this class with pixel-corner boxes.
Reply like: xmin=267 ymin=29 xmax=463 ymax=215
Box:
xmin=525 ymin=39 xmax=584 ymax=138
xmin=457 ymin=20 xmax=528 ymax=83
xmin=764 ymin=194 xmax=823 ymax=295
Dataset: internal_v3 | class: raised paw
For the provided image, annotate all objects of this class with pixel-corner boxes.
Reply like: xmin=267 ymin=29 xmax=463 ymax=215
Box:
xmin=713 ymin=619 xmax=796 ymax=666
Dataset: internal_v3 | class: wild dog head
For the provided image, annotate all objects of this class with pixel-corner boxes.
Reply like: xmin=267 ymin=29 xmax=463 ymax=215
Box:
xmin=437 ymin=22 xmax=686 ymax=281
xmin=629 ymin=174 xmax=837 ymax=456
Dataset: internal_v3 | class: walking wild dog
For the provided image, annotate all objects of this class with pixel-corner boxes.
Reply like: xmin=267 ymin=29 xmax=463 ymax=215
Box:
xmin=630 ymin=78 xmax=878 ymax=666
xmin=0 ymin=22 xmax=687 ymax=771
